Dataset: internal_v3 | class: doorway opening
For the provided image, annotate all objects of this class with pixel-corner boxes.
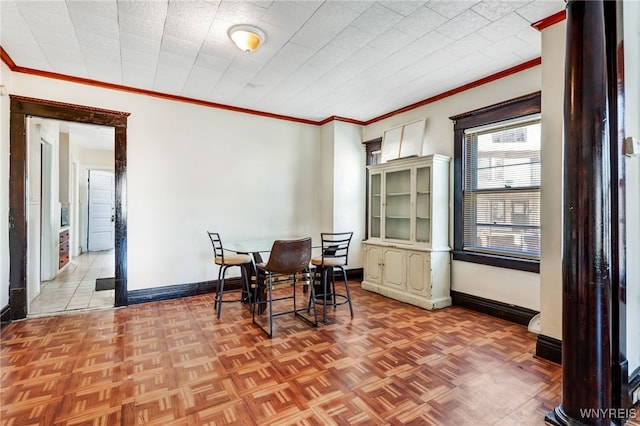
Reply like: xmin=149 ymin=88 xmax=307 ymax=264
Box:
xmin=8 ymin=96 xmax=129 ymax=321
xmin=25 ymin=117 xmax=117 ymax=316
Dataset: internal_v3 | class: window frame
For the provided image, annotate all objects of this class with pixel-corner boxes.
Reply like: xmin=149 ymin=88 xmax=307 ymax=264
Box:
xmin=450 ymin=92 xmax=541 ymax=273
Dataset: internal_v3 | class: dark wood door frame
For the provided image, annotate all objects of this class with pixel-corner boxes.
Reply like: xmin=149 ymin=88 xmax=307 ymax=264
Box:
xmin=9 ymin=96 xmax=129 ymax=319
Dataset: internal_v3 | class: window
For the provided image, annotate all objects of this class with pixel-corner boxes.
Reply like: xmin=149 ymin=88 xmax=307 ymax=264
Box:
xmin=450 ymin=92 xmax=541 ymax=272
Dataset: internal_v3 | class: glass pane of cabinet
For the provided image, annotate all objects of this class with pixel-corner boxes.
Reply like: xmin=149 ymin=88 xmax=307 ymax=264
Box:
xmin=366 ymin=154 xmax=449 ymax=249
xmin=385 ymin=169 xmax=411 ymax=241
xmin=415 ymin=166 xmax=431 ymax=243
xmin=370 ymin=173 xmax=381 ymax=238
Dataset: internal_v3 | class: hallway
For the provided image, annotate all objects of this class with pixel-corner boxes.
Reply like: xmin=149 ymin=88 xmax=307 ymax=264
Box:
xmin=28 ymin=250 xmax=114 ymax=317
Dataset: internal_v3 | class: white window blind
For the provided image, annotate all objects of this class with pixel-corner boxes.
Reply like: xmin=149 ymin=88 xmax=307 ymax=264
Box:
xmin=462 ymin=115 xmax=541 ymax=258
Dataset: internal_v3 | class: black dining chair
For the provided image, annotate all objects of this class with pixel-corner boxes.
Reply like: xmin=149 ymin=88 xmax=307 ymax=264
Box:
xmin=310 ymin=232 xmax=354 ymax=322
xmin=252 ymin=237 xmax=317 ymax=338
xmin=207 ymin=231 xmax=253 ymax=319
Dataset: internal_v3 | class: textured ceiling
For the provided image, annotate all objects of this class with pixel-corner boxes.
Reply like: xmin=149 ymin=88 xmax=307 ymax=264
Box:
xmin=1 ymin=0 xmax=565 ymax=123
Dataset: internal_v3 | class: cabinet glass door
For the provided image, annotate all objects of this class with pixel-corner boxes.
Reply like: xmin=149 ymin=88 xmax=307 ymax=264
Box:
xmin=370 ymin=172 xmax=382 ymax=238
xmin=385 ymin=169 xmax=411 ymax=241
xmin=415 ymin=166 xmax=431 ymax=243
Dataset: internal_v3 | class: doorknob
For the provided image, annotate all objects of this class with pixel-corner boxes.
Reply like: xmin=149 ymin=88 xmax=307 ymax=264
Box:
xmin=111 ymin=215 xmax=115 ymax=222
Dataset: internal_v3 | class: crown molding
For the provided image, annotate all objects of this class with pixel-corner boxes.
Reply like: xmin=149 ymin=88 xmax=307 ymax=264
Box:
xmin=1 ymin=46 xmax=542 ymax=127
xmin=0 ymin=46 xmax=16 ymax=68
xmin=532 ymin=9 xmax=567 ymax=31
xmin=366 ymin=57 xmax=541 ymax=125
xmin=318 ymin=115 xmax=367 ymax=126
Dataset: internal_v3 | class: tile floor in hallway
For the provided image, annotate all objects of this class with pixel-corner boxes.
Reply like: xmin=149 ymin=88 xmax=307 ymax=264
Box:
xmin=28 ymin=250 xmax=115 ymax=317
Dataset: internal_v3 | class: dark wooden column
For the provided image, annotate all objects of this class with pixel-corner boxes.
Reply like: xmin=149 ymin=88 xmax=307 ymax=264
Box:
xmin=547 ymin=1 xmax=614 ymax=425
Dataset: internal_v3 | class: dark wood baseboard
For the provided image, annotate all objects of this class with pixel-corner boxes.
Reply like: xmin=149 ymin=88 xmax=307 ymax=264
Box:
xmin=1 ymin=304 xmax=11 ymax=330
xmin=127 ymin=268 xmax=362 ymax=306
xmin=535 ymin=334 xmax=562 ymax=365
xmin=128 ymin=279 xmax=225 ymax=305
xmin=450 ymin=290 xmax=538 ymax=326
xmin=346 ymin=268 xmax=363 ymax=280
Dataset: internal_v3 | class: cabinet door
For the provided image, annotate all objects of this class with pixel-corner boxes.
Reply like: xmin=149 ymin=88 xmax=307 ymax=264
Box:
xmin=406 ymin=251 xmax=430 ymax=297
xmin=369 ymin=172 xmax=382 ymax=239
xmin=382 ymin=247 xmax=406 ymax=289
xmin=364 ymin=245 xmax=383 ymax=284
xmin=384 ymin=168 xmax=411 ymax=241
xmin=415 ymin=165 xmax=431 ymax=244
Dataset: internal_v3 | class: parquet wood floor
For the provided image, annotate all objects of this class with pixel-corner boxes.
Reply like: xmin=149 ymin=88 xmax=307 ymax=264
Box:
xmin=1 ymin=284 xmax=637 ymax=425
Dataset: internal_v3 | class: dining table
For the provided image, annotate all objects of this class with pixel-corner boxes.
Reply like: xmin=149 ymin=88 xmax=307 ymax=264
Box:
xmin=225 ymin=237 xmax=320 ymax=314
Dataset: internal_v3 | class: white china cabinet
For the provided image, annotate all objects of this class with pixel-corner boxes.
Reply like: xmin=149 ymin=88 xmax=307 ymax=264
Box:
xmin=362 ymin=154 xmax=451 ymax=309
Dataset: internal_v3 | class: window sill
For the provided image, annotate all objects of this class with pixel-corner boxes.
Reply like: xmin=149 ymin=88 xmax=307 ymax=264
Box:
xmin=452 ymin=250 xmax=540 ymax=273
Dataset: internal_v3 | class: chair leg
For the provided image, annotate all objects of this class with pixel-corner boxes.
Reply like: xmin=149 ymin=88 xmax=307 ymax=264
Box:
xmin=330 ymin=268 xmax=337 ymax=307
xmin=216 ymin=266 xmax=227 ymax=319
xmin=215 ymin=268 xmax=221 ymax=313
xmin=322 ymin=266 xmax=329 ymax=323
xmin=308 ymin=268 xmax=318 ymax=326
xmin=268 ymin=274 xmax=274 ymax=338
xmin=242 ymin=264 xmax=252 ymax=312
xmin=307 ymin=267 xmax=320 ymax=312
xmin=293 ymin=273 xmax=298 ymax=313
xmin=252 ymin=272 xmax=259 ymax=322
xmin=340 ymin=266 xmax=354 ymax=317
xmin=215 ymin=263 xmax=259 ymax=320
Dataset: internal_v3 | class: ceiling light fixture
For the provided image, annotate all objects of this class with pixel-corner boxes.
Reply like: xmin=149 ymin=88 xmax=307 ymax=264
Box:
xmin=228 ymin=24 xmax=267 ymax=53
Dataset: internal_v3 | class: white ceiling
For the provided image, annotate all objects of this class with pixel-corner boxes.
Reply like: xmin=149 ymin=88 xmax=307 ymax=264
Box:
xmin=58 ymin=120 xmax=115 ymax=150
xmin=30 ymin=117 xmax=115 ymax=151
xmin=1 ymin=0 xmax=565 ymax=123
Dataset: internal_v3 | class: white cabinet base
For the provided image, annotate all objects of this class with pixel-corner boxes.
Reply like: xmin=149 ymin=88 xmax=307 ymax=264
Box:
xmin=361 ymin=280 xmax=452 ymax=310
xmin=361 ymin=243 xmax=451 ymax=310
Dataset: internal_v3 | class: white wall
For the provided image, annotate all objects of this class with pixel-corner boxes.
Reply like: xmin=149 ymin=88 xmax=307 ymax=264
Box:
xmin=539 ymin=20 xmax=566 ymax=340
xmin=316 ymin=121 xmax=366 ymax=266
xmin=624 ymin=0 xmax=640 ymax=376
xmin=363 ymin=67 xmax=543 ymax=310
xmin=332 ymin=121 xmax=365 ymax=266
xmin=318 ymin=122 xmax=335 ymax=233
xmin=4 ymin=71 xmax=324 ymax=293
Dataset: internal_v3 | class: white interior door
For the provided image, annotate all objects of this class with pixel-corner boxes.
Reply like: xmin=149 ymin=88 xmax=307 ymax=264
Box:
xmin=88 ymin=170 xmax=115 ymax=251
